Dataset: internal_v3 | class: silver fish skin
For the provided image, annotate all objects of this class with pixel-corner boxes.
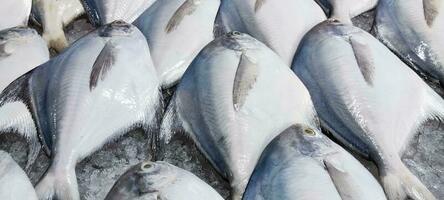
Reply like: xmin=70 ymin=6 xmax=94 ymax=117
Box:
xmin=374 ymin=0 xmax=444 ymax=84
xmin=160 ymin=32 xmax=318 ymax=200
xmin=292 ymin=20 xmax=442 ymax=200
xmin=214 ymin=0 xmax=326 ymax=66
xmin=0 ymin=0 xmax=31 ymax=30
xmin=0 ymin=27 xmax=49 ymax=170
xmin=243 ymin=124 xmax=387 ymax=200
xmin=0 ymin=151 xmax=38 ymax=200
xmin=133 ymin=0 xmax=220 ymax=88
xmin=105 ymin=161 xmax=223 ymax=200
xmin=0 ymin=27 xmax=49 ymax=92
xmin=0 ymin=21 xmax=162 ymax=200
xmin=315 ymin=0 xmax=377 ymax=23
xmin=82 ymin=0 xmax=156 ymax=26
xmin=32 ymin=0 xmax=85 ymax=51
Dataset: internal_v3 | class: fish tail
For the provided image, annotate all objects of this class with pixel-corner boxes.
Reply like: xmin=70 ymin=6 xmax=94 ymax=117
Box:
xmin=42 ymin=29 xmax=68 ymax=52
xmin=35 ymin=164 xmax=80 ymax=200
xmin=381 ymin=161 xmax=436 ymax=200
xmin=24 ymin=134 xmax=41 ymax=172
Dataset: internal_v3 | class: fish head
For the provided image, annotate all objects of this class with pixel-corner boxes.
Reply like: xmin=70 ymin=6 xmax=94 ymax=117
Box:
xmin=106 ymin=161 xmax=177 ymax=199
xmin=219 ymin=31 xmax=262 ymax=52
xmin=98 ymin=20 xmax=135 ymax=37
xmin=283 ymin=124 xmax=334 ymax=157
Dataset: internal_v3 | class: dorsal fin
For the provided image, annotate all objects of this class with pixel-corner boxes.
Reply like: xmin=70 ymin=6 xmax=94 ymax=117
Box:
xmin=349 ymin=36 xmax=375 ymax=86
xmin=165 ymin=0 xmax=199 ymax=33
xmin=89 ymin=42 xmax=117 ymax=90
xmin=254 ymin=0 xmax=266 ymax=12
xmin=424 ymin=0 xmax=441 ymax=27
xmin=233 ymin=53 xmax=259 ymax=111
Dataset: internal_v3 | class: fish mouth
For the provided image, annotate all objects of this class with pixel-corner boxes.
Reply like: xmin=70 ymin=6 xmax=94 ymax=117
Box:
xmin=98 ymin=20 xmax=134 ymax=37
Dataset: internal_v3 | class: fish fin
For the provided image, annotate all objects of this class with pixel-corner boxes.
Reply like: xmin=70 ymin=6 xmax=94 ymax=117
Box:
xmin=349 ymin=35 xmax=375 ymax=86
xmin=381 ymin=161 xmax=436 ymax=200
xmin=233 ymin=53 xmax=259 ymax=111
xmin=424 ymin=0 xmax=441 ymax=27
xmin=254 ymin=0 xmax=266 ymax=12
xmin=324 ymin=154 xmax=358 ymax=199
xmin=165 ymin=0 xmax=198 ymax=33
xmin=158 ymin=95 xmax=184 ymax=160
xmin=324 ymin=154 xmax=347 ymax=174
xmin=80 ymin=0 xmax=102 ymax=27
xmin=0 ymin=74 xmax=41 ymax=171
xmin=35 ymin=166 xmax=80 ymax=200
xmin=213 ymin=3 xmax=228 ymax=38
xmin=144 ymin=91 xmax=164 ymax=159
xmin=89 ymin=42 xmax=117 ymax=90
xmin=314 ymin=0 xmax=332 ymax=16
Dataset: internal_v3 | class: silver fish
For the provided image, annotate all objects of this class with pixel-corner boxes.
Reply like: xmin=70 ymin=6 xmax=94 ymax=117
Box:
xmin=244 ymin=124 xmax=387 ymax=200
xmin=105 ymin=161 xmax=223 ymax=200
xmin=315 ymin=0 xmax=377 ymax=23
xmin=0 ymin=0 xmax=31 ymax=30
xmin=374 ymin=0 xmax=444 ymax=84
xmin=214 ymin=0 xmax=326 ymax=65
xmin=32 ymin=0 xmax=85 ymax=51
xmin=133 ymin=0 xmax=220 ymax=88
xmin=0 ymin=151 xmax=38 ymax=200
xmin=0 ymin=21 xmax=162 ymax=200
xmin=0 ymin=27 xmax=49 ymax=170
xmin=160 ymin=32 xmax=318 ymax=199
xmin=292 ymin=20 xmax=441 ymax=200
xmin=82 ymin=0 xmax=156 ymax=26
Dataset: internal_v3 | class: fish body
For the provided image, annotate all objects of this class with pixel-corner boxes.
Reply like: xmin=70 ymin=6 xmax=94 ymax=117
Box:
xmin=133 ymin=0 xmax=220 ymax=88
xmin=292 ymin=20 xmax=441 ymax=200
xmin=374 ymin=0 xmax=444 ymax=84
xmin=32 ymin=0 xmax=85 ymax=51
xmin=0 ymin=151 xmax=38 ymax=200
xmin=215 ymin=0 xmax=326 ymax=65
xmin=0 ymin=21 xmax=161 ymax=200
xmin=0 ymin=0 xmax=31 ymax=30
xmin=161 ymin=32 xmax=318 ymax=199
xmin=244 ymin=125 xmax=387 ymax=200
xmin=105 ymin=161 xmax=223 ymax=200
xmin=82 ymin=0 xmax=156 ymax=26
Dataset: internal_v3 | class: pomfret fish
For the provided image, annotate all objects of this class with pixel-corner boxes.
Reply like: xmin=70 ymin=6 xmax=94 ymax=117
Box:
xmin=243 ymin=125 xmax=387 ymax=200
xmin=105 ymin=161 xmax=223 ymax=200
xmin=292 ymin=20 xmax=441 ymax=200
xmin=160 ymin=32 xmax=318 ymax=199
xmin=0 ymin=21 xmax=162 ymax=200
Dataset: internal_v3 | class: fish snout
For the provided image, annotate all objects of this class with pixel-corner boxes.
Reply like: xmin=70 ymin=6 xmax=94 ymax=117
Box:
xmin=99 ymin=20 xmax=134 ymax=37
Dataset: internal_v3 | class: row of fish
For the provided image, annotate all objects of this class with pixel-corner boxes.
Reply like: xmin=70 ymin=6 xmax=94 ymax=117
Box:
xmin=0 ymin=0 xmax=442 ymax=199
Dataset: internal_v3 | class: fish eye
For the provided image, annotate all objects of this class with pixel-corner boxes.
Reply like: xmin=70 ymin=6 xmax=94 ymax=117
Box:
xmin=228 ymin=31 xmax=241 ymax=37
xmin=304 ymin=128 xmax=316 ymax=136
xmin=141 ymin=162 xmax=153 ymax=170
